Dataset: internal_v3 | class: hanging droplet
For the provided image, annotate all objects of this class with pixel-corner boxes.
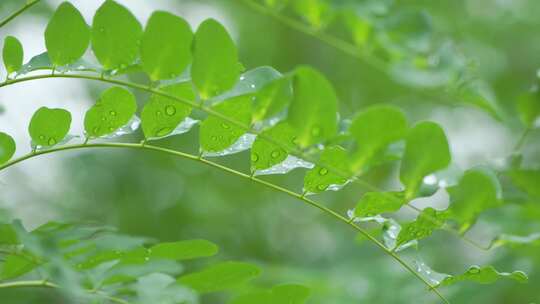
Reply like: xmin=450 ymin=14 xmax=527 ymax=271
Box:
xmin=319 ymin=168 xmax=328 ymax=176
xmin=47 ymin=138 xmax=57 ymax=146
xmin=164 ymin=105 xmax=176 ymax=116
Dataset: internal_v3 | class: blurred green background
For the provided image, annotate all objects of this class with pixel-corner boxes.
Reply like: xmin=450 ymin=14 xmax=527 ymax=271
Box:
xmin=1 ymin=0 xmax=540 ymax=303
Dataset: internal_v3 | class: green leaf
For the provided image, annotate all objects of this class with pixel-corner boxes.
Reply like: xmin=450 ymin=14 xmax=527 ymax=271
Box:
xmin=178 ymin=261 xmax=261 ymax=293
xmin=508 ymin=169 xmax=540 ymax=198
xmin=0 ymin=132 xmax=16 ymax=165
xmin=199 ymin=95 xmax=251 ymax=152
xmin=354 ymin=192 xmax=405 ymax=218
xmin=396 ymin=207 xmax=446 ymax=247
xmin=349 ymin=105 xmax=407 ymax=172
xmin=230 ymin=284 xmax=310 ymax=304
xmin=517 ymin=88 xmax=540 ymax=127
xmin=149 ymin=239 xmax=218 ymax=261
xmin=28 ymin=107 xmax=72 ymax=147
xmin=141 ymin=11 xmax=193 ymax=81
xmin=2 ymin=36 xmax=23 ymax=74
xmin=84 ymin=87 xmax=137 ymax=138
xmin=251 ymin=122 xmax=297 ymax=171
xmin=44 ymin=2 xmax=90 ymax=66
xmin=304 ymin=146 xmax=351 ymax=193
xmin=141 ymin=82 xmax=194 ymax=139
xmin=446 ymin=169 xmax=500 ymax=232
xmin=287 ymin=66 xmax=338 ymax=148
xmin=192 ymin=19 xmax=240 ymax=99
xmin=400 ymin=121 xmax=451 ymax=200
xmin=0 ymin=223 xmax=18 ymax=245
xmin=0 ymin=255 xmax=37 ymax=280
xmin=438 ymin=265 xmax=528 ymax=287
xmin=343 ymin=12 xmax=371 ymax=47
xmin=252 ymin=76 xmax=292 ymax=123
xmin=292 ymin=0 xmax=334 ymax=29
xmin=91 ymin=0 xmax=142 ymax=70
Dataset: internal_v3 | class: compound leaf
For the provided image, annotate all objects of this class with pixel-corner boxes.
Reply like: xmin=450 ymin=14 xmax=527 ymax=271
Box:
xmin=349 ymin=105 xmax=407 ymax=172
xmin=141 ymin=11 xmax=193 ymax=81
xmin=84 ymin=87 xmax=137 ymax=138
xmin=0 ymin=132 xmax=16 ymax=165
xmin=287 ymin=66 xmax=338 ymax=148
xmin=199 ymin=95 xmax=251 ymax=152
xmin=192 ymin=19 xmax=240 ymax=99
xmin=396 ymin=207 xmax=446 ymax=247
xmin=149 ymin=240 xmax=218 ymax=261
xmin=28 ymin=107 xmax=72 ymax=147
xmin=141 ymin=82 xmax=194 ymax=139
xmin=400 ymin=121 xmax=451 ymax=199
xmin=45 ymin=2 xmax=90 ymax=66
xmin=92 ymin=0 xmax=142 ymax=70
xmin=178 ymin=261 xmax=261 ymax=293
xmin=2 ymin=36 xmax=23 ymax=74
xmin=304 ymin=146 xmax=351 ymax=194
xmin=507 ymin=169 xmax=540 ymax=198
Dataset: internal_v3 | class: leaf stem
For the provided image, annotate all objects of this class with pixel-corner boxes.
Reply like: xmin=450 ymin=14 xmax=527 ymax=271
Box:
xmin=0 ymin=142 xmax=449 ymax=303
xmin=0 ymin=72 xmax=490 ymax=255
xmin=0 ymin=0 xmax=41 ymax=28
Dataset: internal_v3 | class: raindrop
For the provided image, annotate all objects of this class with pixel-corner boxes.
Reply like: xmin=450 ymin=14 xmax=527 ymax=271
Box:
xmin=156 ymin=110 xmax=162 ymax=116
xmin=164 ymin=105 xmax=176 ymax=116
xmin=319 ymin=168 xmax=328 ymax=176
xmin=251 ymin=153 xmax=259 ymax=162
xmin=317 ymin=184 xmax=327 ymax=191
xmin=101 ymin=116 xmax=107 ymax=121
xmin=211 ymin=136 xmax=218 ymax=141
xmin=221 ymin=123 xmax=231 ymax=129
xmin=109 ymin=110 xmax=117 ymax=116
xmin=39 ymin=135 xmax=45 ymax=140
xmin=47 ymin=138 xmax=57 ymax=146
xmin=271 ymin=150 xmax=281 ymax=158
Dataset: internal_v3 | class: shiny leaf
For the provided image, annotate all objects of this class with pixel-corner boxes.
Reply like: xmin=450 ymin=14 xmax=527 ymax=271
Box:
xmin=0 ymin=132 xmax=16 ymax=165
xmin=28 ymin=107 xmax=72 ymax=147
xmin=2 ymin=36 xmax=23 ymax=74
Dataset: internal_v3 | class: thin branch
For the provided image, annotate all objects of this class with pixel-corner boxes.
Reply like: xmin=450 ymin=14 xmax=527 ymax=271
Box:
xmin=0 ymin=142 xmax=449 ymax=303
xmin=0 ymin=72 xmax=491 ymax=253
xmin=0 ymin=0 xmax=41 ymax=28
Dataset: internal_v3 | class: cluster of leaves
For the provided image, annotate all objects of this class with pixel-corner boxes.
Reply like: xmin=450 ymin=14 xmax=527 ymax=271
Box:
xmin=1 ymin=0 xmax=539 ymax=302
xmin=0 ymin=219 xmax=309 ymax=303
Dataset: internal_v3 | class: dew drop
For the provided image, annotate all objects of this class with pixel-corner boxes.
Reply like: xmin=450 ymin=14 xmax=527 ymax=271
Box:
xmin=221 ymin=123 xmax=231 ymax=129
xmin=251 ymin=153 xmax=259 ymax=162
xmin=317 ymin=184 xmax=327 ymax=191
xmin=319 ymin=168 xmax=328 ymax=176
xmin=271 ymin=150 xmax=281 ymax=158
xmin=165 ymin=105 xmax=176 ymax=116
xmin=47 ymin=138 xmax=57 ymax=146
xmin=39 ymin=135 xmax=45 ymax=140
xmin=211 ymin=135 xmax=218 ymax=141
xmin=109 ymin=110 xmax=117 ymax=116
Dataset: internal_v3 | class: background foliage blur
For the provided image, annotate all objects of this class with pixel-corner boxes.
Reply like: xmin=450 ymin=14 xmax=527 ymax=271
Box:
xmin=1 ymin=0 xmax=540 ymax=303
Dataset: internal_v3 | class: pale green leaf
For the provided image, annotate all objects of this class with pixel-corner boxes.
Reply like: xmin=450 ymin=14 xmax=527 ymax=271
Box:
xmin=192 ymin=19 xmax=240 ymax=99
xmin=304 ymin=146 xmax=351 ymax=194
xmin=91 ymin=0 xmax=142 ymax=70
xmin=293 ymin=0 xmax=334 ymax=29
xmin=178 ymin=261 xmax=261 ymax=293
xmin=141 ymin=82 xmax=194 ymax=139
xmin=45 ymin=2 xmax=90 ymax=66
xmin=2 ymin=36 xmax=23 ymax=74
xmin=251 ymin=122 xmax=297 ymax=171
xmin=287 ymin=66 xmax=338 ymax=148
xmin=84 ymin=87 xmax=137 ymax=138
xmin=252 ymin=76 xmax=292 ymax=123
xmin=1 ymin=255 xmax=37 ymax=280
xmin=0 ymin=132 xmax=16 ymax=165
xmin=400 ymin=121 xmax=451 ymax=199
xmin=141 ymin=11 xmax=193 ymax=81
xmin=230 ymin=284 xmax=310 ymax=304
xmin=508 ymin=169 xmax=540 ymax=198
xmin=349 ymin=105 xmax=407 ymax=172
xmin=438 ymin=265 xmax=528 ymax=287
xmin=354 ymin=191 xmax=405 ymax=218
xmin=28 ymin=107 xmax=72 ymax=147
xmin=199 ymin=95 xmax=251 ymax=152
xmin=396 ymin=207 xmax=446 ymax=247
xmin=149 ymin=239 xmax=218 ymax=261
xmin=446 ymin=169 xmax=500 ymax=232
xmin=517 ymin=88 xmax=540 ymax=127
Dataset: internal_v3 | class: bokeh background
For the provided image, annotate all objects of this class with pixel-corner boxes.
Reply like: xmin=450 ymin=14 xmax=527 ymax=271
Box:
xmin=1 ymin=0 xmax=540 ymax=303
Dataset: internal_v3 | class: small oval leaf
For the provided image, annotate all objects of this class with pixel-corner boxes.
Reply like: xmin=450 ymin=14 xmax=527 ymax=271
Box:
xmin=45 ymin=2 xmax=90 ymax=66
xmin=2 ymin=36 xmax=23 ymax=74
xmin=28 ymin=107 xmax=72 ymax=147
xmin=84 ymin=87 xmax=137 ymax=138
xmin=192 ymin=19 xmax=240 ymax=99
xmin=149 ymin=239 xmax=218 ymax=261
xmin=92 ymin=0 xmax=142 ymax=70
xmin=178 ymin=261 xmax=261 ymax=293
xmin=0 ymin=132 xmax=16 ymax=165
xmin=141 ymin=11 xmax=193 ymax=81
